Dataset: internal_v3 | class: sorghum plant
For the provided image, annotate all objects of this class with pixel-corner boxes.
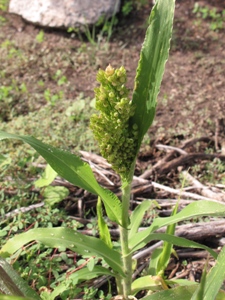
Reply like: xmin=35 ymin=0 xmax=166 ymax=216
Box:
xmin=1 ymin=1 xmax=225 ymax=299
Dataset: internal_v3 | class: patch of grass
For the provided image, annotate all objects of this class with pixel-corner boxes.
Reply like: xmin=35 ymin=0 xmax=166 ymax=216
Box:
xmin=0 ymin=0 xmax=8 ymax=11
xmin=193 ymin=3 xmax=225 ymax=31
xmin=185 ymin=157 xmax=225 ymax=186
xmin=0 ymin=93 xmax=96 ymax=198
xmin=35 ymin=30 xmax=45 ymax=43
xmin=1 ymin=205 xmax=84 ymax=296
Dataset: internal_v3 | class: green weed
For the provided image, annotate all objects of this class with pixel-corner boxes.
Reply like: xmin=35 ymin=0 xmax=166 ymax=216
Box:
xmin=0 ymin=0 xmax=8 ymax=11
xmin=36 ymin=30 xmax=45 ymax=43
xmin=193 ymin=3 xmax=225 ymax=31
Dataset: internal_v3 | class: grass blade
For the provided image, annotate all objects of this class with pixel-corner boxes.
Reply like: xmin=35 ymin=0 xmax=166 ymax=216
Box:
xmin=0 ymin=131 xmax=122 ymax=224
xmin=156 ymin=200 xmax=180 ymax=275
xmin=129 ymin=200 xmax=153 ymax=240
xmin=0 ymin=227 xmax=124 ymax=276
xmin=130 ymin=0 xmax=175 ymax=147
xmin=191 ymin=246 xmax=225 ymax=300
xmin=97 ymin=197 xmax=113 ymax=248
xmin=0 ymin=257 xmax=40 ymax=299
xmin=142 ymin=284 xmax=225 ymax=300
xmin=130 ymin=233 xmax=217 ymax=259
xmin=129 ymin=200 xmax=225 ymax=252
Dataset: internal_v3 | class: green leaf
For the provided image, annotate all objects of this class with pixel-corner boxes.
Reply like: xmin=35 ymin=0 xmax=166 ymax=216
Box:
xmin=156 ymin=202 xmax=179 ymax=275
xmin=191 ymin=246 xmax=225 ymax=300
xmin=130 ymin=233 xmax=217 ymax=259
xmin=142 ymin=285 xmax=225 ymax=300
xmin=191 ymin=263 xmax=207 ymax=300
xmin=43 ymin=186 xmax=69 ymax=206
xmin=131 ymin=275 xmax=162 ymax=295
xmin=0 ymin=131 xmax=122 ymax=224
xmin=166 ymin=279 xmax=198 ymax=287
xmin=148 ymin=248 xmax=163 ymax=276
xmin=129 ymin=200 xmax=225 ymax=252
xmin=0 ymin=297 xmax=30 ymax=300
xmin=66 ymin=265 xmax=112 ymax=282
xmin=130 ymin=0 xmax=175 ymax=147
xmin=50 ymin=266 xmax=112 ymax=300
xmin=128 ymin=200 xmax=152 ymax=240
xmin=0 ymin=257 xmax=40 ymax=299
xmin=65 ymin=100 xmax=85 ymax=117
xmin=0 ymin=227 xmax=124 ymax=276
xmin=34 ymin=164 xmax=57 ymax=188
xmin=0 ymin=154 xmax=11 ymax=168
xmin=97 ymin=197 xmax=113 ymax=248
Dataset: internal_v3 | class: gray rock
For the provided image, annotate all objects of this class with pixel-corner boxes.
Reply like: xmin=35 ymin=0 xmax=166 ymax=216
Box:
xmin=8 ymin=0 xmax=120 ymax=28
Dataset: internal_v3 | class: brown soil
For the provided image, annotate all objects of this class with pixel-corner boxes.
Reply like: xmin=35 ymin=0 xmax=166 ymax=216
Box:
xmin=1 ymin=0 xmax=225 ymax=143
xmin=1 ymin=0 xmax=225 ymax=298
xmin=1 ymin=1 xmax=225 ymax=134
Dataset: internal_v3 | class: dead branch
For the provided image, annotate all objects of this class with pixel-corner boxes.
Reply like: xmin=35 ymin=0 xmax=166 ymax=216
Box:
xmin=79 ymin=150 xmax=111 ymax=167
xmin=182 ymin=171 xmax=225 ymax=202
xmin=0 ymin=202 xmax=45 ymax=220
xmin=155 ymin=144 xmax=187 ymax=155
xmin=133 ymin=176 xmax=225 ymax=202
xmin=140 ymin=153 xmax=225 ymax=179
xmin=180 ymin=136 xmax=214 ymax=149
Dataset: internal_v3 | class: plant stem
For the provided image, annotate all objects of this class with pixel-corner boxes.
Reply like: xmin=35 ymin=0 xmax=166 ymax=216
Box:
xmin=119 ymin=163 xmax=135 ymax=299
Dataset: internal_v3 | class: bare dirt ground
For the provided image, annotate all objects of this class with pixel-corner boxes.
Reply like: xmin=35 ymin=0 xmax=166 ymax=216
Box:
xmin=1 ymin=0 xmax=225 ymax=145
xmin=1 ymin=0 xmax=225 ymax=297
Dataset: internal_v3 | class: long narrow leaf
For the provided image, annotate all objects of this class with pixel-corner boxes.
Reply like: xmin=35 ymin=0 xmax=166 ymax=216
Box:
xmin=65 ymin=265 xmax=112 ymax=282
xmin=0 ymin=297 xmax=31 ymax=300
xmin=97 ymin=197 xmax=113 ymax=248
xmin=0 ymin=131 xmax=122 ymax=224
xmin=130 ymin=233 xmax=217 ymax=259
xmin=142 ymin=285 xmax=225 ymax=300
xmin=131 ymin=275 xmax=163 ymax=295
xmin=191 ymin=246 xmax=225 ymax=300
xmin=0 ymin=227 xmax=124 ymax=276
xmin=130 ymin=0 xmax=175 ymax=147
xmin=0 ymin=257 xmax=40 ymax=299
xmin=156 ymin=201 xmax=179 ymax=275
xmin=129 ymin=200 xmax=225 ymax=251
xmin=191 ymin=266 xmax=207 ymax=300
xmin=50 ymin=266 xmax=113 ymax=300
xmin=129 ymin=200 xmax=153 ymax=240
xmin=149 ymin=200 xmax=225 ymax=233
xmin=148 ymin=248 xmax=163 ymax=276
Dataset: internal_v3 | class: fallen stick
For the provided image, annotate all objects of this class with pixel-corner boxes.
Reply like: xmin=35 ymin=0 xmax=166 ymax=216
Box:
xmin=182 ymin=170 xmax=225 ymax=202
xmin=140 ymin=153 xmax=225 ymax=178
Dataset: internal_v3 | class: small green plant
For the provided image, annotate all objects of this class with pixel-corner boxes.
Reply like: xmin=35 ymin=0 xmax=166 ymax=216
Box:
xmin=44 ymin=88 xmax=64 ymax=106
xmin=1 ymin=1 xmax=225 ymax=299
xmin=68 ymin=6 xmax=118 ymax=46
xmin=36 ymin=30 xmax=45 ymax=43
xmin=193 ymin=3 xmax=225 ymax=31
xmin=122 ymin=0 xmax=148 ymax=16
xmin=0 ymin=0 xmax=8 ymax=11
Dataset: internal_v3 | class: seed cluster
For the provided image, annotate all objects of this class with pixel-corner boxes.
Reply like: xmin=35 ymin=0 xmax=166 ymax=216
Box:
xmin=90 ymin=65 xmax=138 ymax=177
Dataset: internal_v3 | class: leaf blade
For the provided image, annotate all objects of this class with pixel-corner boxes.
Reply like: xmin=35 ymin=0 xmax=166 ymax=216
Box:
xmin=129 ymin=200 xmax=152 ymax=240
xmin=0 ymin=257 xmax=40 ymax=299
xmin=130 ymin=0 xmax=175 ymax=146
xmin=0 ymin=131 xmax=122 ymax=224
xmin=97 ymin=197 xmax=113 ymax=248
xmin=191 ymin=245 xmax=225 ymax=300
xmin=129 ymin=200 xmax=225 ymax=252
xmin=0 ymin=227 xmax=124 ymax=276
xmin=130 ymin=233 xmax=217 ymax=259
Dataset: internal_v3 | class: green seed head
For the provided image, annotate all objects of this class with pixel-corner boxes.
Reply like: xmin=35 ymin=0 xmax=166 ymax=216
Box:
xmin=90 ymin=65 xmax=138 ymax=177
